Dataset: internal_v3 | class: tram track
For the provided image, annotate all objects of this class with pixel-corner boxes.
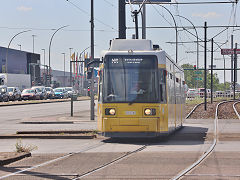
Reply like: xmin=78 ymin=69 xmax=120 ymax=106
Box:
xmin=1 ymin=100 xmax=239 ymax=180
xmin=72 ymin=144 xmax=147 ymax=180
xmin=0 ymin=140 xmax=148 ymax=180
xmin=172 ymin=100 xmax=240 ymax=180
xmin=69 ymin=102 xmax=204 ymax=179
xmin=69 ymin=102 xmax=201 ymax=179
xmin=185 ymin=102 xmax=204 ymax=119
xmin=0 ymin=101 xmax=209 ymax=180
xmin=233 ymin=101 xmax=240 ymax=120
xmin=0 ymin=142 xmax=105 ymax=179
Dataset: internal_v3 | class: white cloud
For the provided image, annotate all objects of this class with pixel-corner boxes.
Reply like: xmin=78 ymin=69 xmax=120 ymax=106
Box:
xmin=192 ymin=12 xmax=222 ymax=18
xmin=17 ymin=6 xmax=32 ymax=12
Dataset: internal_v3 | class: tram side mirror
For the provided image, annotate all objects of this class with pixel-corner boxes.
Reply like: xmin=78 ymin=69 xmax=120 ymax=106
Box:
xmin=87 ymin=67 xmax=93 ymax=79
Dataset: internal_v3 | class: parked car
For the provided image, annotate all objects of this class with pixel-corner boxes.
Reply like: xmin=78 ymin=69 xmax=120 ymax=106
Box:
xmin=0 ymin=85 xmax=9 ymax=102
xmin=53 ymin=88 xmax=68 ymax=99
xmin=31 ymin=86 xmax=47 ymax=100
xmin=65 ymin=87 xmax=75 ymax=98
xmin=45 ymin=87 xmax=55 ymax=99
xmin=21 ymin=89 xmax=41 ymax=100
xmin=7 ymin=87 xmax=22 ymax=101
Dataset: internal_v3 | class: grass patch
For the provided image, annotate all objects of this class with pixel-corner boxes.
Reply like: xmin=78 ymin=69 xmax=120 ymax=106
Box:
xmin=15 ymin=139 xmax=38 ymax=153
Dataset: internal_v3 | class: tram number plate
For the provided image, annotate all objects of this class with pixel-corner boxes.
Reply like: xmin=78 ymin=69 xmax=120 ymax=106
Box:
xmin=125 ymin=111 xmax=136 ymax=115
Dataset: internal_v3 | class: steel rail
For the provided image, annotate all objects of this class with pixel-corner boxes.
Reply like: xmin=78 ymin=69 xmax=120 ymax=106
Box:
xmin=72 ymin=100 xmax=207 ymax=179
xmin=1 ymin=101 xmax=230 ymax=179
xmin=0 ymin=142 xmax=105 ymax=179
xmin=72 ymin=101 xmax=205 ymax=179
xmin=171 ymin=100 xmax=231 ymax=180
xmin=233 ymin=101 xmax=240 ymax=120
xmin=72 ymin=145 xmax=147 ymax=179
xmin=185 ymin=173 xmax=240 ymax=177
xmin=185 ymin=102 xmax=204 ymax=119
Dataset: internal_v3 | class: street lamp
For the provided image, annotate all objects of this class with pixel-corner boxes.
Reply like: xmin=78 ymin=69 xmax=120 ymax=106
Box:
xmin=48 ymin=25 xmax=69 ymax=86
xmin=62 ymin=53 xmax=66 ymax=87
xmin=5 ymin=30 xmax=31 ymax=73
xmin=29 ymin=63 xmax=38 ymax=86
xmin=32 ymin=35 xmax=36 ymax=54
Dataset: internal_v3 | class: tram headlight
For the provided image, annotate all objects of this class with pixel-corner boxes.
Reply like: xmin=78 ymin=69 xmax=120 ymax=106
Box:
xmin=144 ymin=108 xmax=156 ymax=116
xmin=105 ymin=108 xmax=116 ymax=115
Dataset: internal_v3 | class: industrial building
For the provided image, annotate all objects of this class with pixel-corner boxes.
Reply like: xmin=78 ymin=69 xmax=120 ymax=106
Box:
xmin=0 ymin=46 xmax=41 ymax=86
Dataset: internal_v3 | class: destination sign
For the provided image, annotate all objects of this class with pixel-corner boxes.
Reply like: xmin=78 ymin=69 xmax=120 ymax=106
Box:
xmin=107 ymin=56 xmax=156 ymax=69
xmin=221 ymin=49 xmax=240 ymax=55
xmin=111 ymin=58 xmax=144 ymax=64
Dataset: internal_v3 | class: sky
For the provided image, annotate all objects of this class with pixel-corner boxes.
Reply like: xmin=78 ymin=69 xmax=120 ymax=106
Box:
xmin=0 ymin=0 xmax=239 ymax=83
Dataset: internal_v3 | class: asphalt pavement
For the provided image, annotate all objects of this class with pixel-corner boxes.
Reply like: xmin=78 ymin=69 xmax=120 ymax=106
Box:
xmin=1 ymin=101 xmax=240 ymax=179
xmin=0 ymin=100 xmax=97 ymax=136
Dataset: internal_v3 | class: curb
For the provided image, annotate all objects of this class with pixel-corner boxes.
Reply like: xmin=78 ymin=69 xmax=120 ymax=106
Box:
xmin=0 ymin=97 xmax=90 ymax=107
xmin=0 ymin=153 xmax=31 ymax=166
xmin=0 ymin=135 xmax=96 ymax=139
xmin=16 ymin=130 xmax=96 ymax=134
xmin=20 ymin=121 xmax=74 ymax=124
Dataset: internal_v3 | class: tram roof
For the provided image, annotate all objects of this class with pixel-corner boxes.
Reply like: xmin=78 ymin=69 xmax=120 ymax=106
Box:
xmin=110 ymin=39 xmax=156 ymax=51
xmin=101 ymin=39 xmax=184 ymax=72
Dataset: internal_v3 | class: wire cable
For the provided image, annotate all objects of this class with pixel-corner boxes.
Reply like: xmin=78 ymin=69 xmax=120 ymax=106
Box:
xmin=103 ymin=0 xmax=117 ymax=9
xmin=0 ymin=26 xmax=115 ymax=32
xmin=66 ymin=0 xmax=118 ymax=31
xmin=128 ymin=1 xmax=238 ymax=5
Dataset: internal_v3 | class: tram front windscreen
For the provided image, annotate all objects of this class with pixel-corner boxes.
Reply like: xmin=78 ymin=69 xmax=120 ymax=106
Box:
xmin=103 ymin=55 xmax=159 ymax=103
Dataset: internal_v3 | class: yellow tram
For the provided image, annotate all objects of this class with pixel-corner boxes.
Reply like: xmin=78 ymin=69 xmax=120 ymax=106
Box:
xmin=97 ymin=39 xmax=186 ymax=137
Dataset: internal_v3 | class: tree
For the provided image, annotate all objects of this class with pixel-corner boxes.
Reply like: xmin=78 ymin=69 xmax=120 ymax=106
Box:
xmin=181 ymin=63 xmax=229 ymax=91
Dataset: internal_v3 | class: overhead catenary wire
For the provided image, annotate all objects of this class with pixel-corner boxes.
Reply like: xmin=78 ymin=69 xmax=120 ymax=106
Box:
xmin=0 ymin=26 xmax=115 ymax=32
xmin=66 ymin=0 xmax=118 ymax=31
xmin=103 ymin=0 xmax=117 ymax=9
xmin=171 ymin=3 xmax=193 ymax=52
xmin=127 ymin=1 xmax=238 ymax=5
xmin=147 ymin=2 xmax=200 ymax=61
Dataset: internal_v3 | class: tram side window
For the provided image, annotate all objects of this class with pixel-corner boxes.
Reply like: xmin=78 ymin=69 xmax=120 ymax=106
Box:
xmin=176 ymin=77 xmax=179 ymax=83
xmin=159 ymin=69 xmax=167 ymax=103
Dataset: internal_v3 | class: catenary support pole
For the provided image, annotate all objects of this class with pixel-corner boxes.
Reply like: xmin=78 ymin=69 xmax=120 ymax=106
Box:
xmin=211 ymin=38 xmax=213 ymax=104
xmin=204 ymin=22 xmax=207 ymax=110
xmin=224 ymin=56 xmax=226 ymax=90
xmin=133 ymin=10 xmax=139 ymax=39
xmin=231 ymin=35 xmax=234 ymax=85
xmin=70 ymin=61 xmax=73 ymax=117
xmin=142 ymin=4 xmax=146 ymax=39
xmin=234 ymin=43 xmax=237 ymax=100
xmin=90 ymin=0 xmax=95 ymax=120
xmin=119 ymin=0 xmax=126 ymax=39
